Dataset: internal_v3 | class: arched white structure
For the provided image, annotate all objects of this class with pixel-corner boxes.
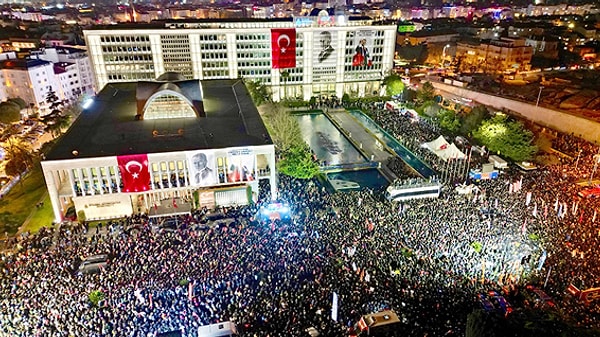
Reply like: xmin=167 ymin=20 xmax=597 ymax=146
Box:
xmin=143 ymin=89 xmax=196 ymax=120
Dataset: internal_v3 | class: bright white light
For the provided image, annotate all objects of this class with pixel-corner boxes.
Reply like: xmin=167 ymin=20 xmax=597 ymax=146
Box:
xmin=82 ymin=98 xmax=94 ymax=109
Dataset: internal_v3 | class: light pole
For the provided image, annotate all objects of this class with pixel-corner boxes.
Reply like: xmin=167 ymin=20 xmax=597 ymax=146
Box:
xmin=536 ymin=86 xmax=544 ymax=107
xmin=442 ymin=44 xmax=450 ymax=67
xmin=589 ymin=153 xmax=600 ymax=186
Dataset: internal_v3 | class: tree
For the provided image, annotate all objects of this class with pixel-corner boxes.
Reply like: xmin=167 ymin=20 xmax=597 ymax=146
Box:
xmin=44 ymin=88 xmax=63 ymax=117
xmin=277 ymin=144 xmax=320 ymax=179
xmin=417 ymin=81 xmax=436 ymax=103
xmin=7 ymin=97 xmax=27 ymax=110
xmin=0 ymin=101 xmax=22 ymax=124
xmin=437 ymin=109 xmax=461 ymax=133
xmin=473 ymin=114 xmax=538 ymax=162
xmin=383 ymin=74 xmax=405 ymax=97
xmin=262 ymin=103 xmax=304 ymax=153
xmin=40 ymin=89 xmax=70 ymax=138
xmin=245 ymin=80 xmax=269 ymax=106
xmin=3 ymin=138 xmax=36 ymax=190
xmin=460 ymin=105 xmax=490 ymax=136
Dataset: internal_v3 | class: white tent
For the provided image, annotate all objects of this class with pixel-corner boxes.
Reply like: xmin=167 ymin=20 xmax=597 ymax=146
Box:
xmin=422 ymin=136 xmax=466 ymax=161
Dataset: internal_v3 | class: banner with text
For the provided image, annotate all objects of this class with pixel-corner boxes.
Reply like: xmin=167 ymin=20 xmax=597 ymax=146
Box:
xmin=227 ymin=148 xmax=255 ymax=183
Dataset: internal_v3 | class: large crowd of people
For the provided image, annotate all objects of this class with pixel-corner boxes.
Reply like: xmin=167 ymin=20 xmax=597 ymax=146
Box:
xmin=2 ymin=103 xmax=600 ymax=337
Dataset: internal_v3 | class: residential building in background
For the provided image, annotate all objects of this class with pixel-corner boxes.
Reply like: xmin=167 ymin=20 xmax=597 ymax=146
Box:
xmin=83 ymin=16 xmax=397 ymax=101
xmin=456 ymin=37 xmax=533 ymax=73
xmin=0 ymin=47 xmax=96 ymax=113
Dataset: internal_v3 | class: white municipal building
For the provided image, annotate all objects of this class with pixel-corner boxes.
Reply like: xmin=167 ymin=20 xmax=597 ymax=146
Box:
xmin=83 ymin=15 xmax=398 ymax=101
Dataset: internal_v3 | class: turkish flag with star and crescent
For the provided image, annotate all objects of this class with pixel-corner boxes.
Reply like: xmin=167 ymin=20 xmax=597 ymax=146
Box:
xmin=271 ymin=28 xmax=296 ymax=69
xmin=117 ymin=154 xmax=151 ymax=192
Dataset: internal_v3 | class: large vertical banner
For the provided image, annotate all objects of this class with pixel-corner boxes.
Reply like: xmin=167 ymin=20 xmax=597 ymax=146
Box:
xmin=314 ymin=30 xmax=337 ymax=67
xmin=271 ymin=28 xmax=296 ymax=69
xmin=187 ymin=150 xmax=217 ymax=187
xmin=227 ymin=148 xmax=255 ymax=183
xmin=351 ymin=30 xmax=374 ymax=67
xmin=117 ymin=154 xmax=151 ymax=192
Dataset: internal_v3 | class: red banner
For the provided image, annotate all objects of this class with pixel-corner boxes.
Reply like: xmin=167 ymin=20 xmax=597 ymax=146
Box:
xmin=271 ymin=28 xmax=296 ymax=69
xmin=117 ymin=154 xmax=150 ymax=192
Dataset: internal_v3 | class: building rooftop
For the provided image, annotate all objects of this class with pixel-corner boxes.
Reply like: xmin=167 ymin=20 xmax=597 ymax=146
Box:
xmin=0 ymin=58 xmax=51 ymax=70
xmin=44 ymin=79 xmax=272 ymax=161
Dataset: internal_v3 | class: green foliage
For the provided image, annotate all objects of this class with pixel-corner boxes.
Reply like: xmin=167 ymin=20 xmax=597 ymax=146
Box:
xmin=341 ymin=94 xmax=350 ymax=104
xmin=383 ymin=74 xmax=405 ymax=97
xmin=417 ymin=81 xmax=436 ymax=103
xmin=461 ymin=105 xmax=490 ymax=136
xmin=41 ymin=89 xmax=71 ymax=138
xmin=261 ymin=103 xmax=304 ymax=153
xmin=7 ymin=97 xmax=27 ymax=110
xmin=88 ymin=290 xmax=105 ymax=307
xmin=437 ymin=109 xmax=461 ymax=133
xmin=4 ymin=138 xmax=36 ymax=186
xmin=277 ymin=144 xmax=320 ymax=179
xmin=77 ymin=210 xmax=86 ymax=223
xmin=471 ymin=241 xmax=483 ymax=253
xmin=0 ymin=101 xmax=22 ymax=124
xmin=281 ymin=99 xmax=309 ymax=108
xmin=473 ymin=114 xmax=537 ymax=162
xmin=403 ymin=88 xmax=417 ymax=102
xmin=244 ymin=80 xmax=269 ymax=106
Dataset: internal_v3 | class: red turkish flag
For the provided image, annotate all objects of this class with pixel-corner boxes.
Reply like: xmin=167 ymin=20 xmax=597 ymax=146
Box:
xmin=271 ymin=28 xmax=296 ymax=69
xmin=117 ymin=154 xmax=150 ymax=192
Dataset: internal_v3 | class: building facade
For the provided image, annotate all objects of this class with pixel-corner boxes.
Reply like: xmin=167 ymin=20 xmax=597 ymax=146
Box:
xmin=456 ymin=37 xmax=533 ymax=74
xmin=83 ymin=16 xmax=398 ymax=101
xmin=0 ymin=59 xmax=61 ymax=113
xmin=41 ymin=77 xmax=277 ymax=223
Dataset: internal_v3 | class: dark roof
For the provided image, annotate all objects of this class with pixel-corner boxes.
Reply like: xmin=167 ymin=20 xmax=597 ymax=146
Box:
xmin=0 ymin=58 xmax=51 ymax=70
xmin=85 ymin=16 xmax=375 ymax=31
xmin=44 ymin=79 xmax=272 ymax=161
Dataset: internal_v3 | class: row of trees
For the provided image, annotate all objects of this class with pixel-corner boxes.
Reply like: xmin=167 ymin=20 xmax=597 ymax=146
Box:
xmin=260 ymin=103 xmax=320 ymax=179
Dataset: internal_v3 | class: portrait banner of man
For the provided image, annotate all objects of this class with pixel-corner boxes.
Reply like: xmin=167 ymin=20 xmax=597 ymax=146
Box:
xmin=186 ymin=151 xmax=217 ymax=187
xmin=314 ymin=30 xmax=337 ymax=67
xmin=351 ymin=30 xmax=374 ymax=67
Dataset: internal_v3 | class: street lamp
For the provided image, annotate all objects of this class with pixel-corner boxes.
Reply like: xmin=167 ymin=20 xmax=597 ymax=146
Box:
xmin=442 ymin=44 xmax=451 ymax=66
xmin=536 ymin=86 xmax=544 ymax=107
xmin=589 ymin=153 xmax=600 ymax=186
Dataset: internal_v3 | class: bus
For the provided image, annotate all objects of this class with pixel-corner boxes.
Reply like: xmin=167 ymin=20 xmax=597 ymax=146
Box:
xmin=353 ymin=310 xmax=401 ymax=336
xmin=385 ymin=182 xmax=442 ymax=201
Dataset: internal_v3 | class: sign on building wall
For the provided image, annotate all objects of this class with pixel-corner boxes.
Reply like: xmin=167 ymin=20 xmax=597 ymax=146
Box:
xmin=73 ymin=193 xmax=133 ymax=220
xmin=186 ymin=150 xmax=218 ymax=187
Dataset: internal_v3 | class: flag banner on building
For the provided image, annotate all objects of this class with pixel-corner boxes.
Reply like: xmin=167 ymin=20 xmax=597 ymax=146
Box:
xmin=226 ymin=148 xmax=255 ymax=183
xmin=117 ymin=154 xmax=151 ymax=192
xmin=186 ymin=150 xmax=217 ymax=187
xmin=351 ymin=30 xmax=374 ymax=67
xmin=271 ymin=28 xmax=296 ymax=69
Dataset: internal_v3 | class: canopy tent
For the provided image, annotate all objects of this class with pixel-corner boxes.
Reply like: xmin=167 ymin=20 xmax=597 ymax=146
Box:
xmin=423 ymin=136 xmax=466 ymax=161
